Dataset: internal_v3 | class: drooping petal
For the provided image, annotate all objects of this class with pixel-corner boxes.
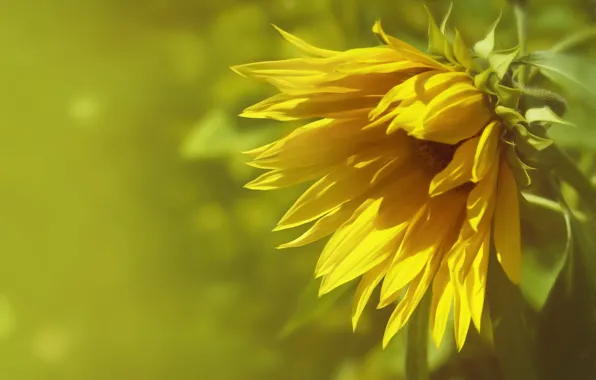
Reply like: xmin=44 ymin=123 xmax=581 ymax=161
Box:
xmin=472 ymin=121 xmax=501 ymax=181
xmin=370 ymin=71 xmax=469 ymax=120
xmin=380 ymin=191 xmax=466 ymax=303
xmin=277 ymin=198 xmax=360 ymax=249
xmin=430 ymin=261 xmax=454 ymax=347
xmin=316 ymin=168 xmax=425 ymax=280
xmin=372 ymin=20 xmax=448 ymax=70
xmin=383 ymin=251 xmax=442 ymax=347
xmin=275 ymin=145 xmax=407 ymax=230
xmin=493 ymin=160 xmax=521 ymax=284
xmin=453 ymin=280 xmax=472 ymax=351
xmin=466 ymin=156 xmax=499 ymax=231
xmin=252 ymin=117 xmax=386 ymax=170
xmin=465 ymin=230 xmax=490 ymax=332
xmin=272 ymin=25 xmax=338 ymax=58
xmin=429 ymin=137 xmax=479 ymax=196
xmin=352 ymin=258 xmax=390 ymax=330
xmin=245 ymin=165 xmax=331 ymax=190
xmin=414 ymin=88 xmax=492 ymax=144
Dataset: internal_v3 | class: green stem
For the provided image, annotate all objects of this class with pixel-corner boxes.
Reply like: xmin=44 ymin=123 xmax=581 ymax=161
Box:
xmin=405 ymin=291 xmax=430 ymax=380
xmin=513 ymin=3 xmax=530 ymax=87
xmin=549 ymin=146 xmax=596 ymax=218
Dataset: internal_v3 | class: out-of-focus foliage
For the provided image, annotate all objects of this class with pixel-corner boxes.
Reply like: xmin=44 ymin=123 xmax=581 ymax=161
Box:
xmin=1 ymin=0 xmax=595 ymax=379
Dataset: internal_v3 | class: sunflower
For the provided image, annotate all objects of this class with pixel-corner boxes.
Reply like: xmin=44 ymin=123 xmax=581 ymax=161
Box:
xmin=233 ymin=19 xmax=521 ymax=350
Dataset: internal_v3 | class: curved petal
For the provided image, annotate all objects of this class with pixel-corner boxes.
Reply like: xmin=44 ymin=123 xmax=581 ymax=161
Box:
xmin=493 ymin=160 xmax=521 ymax=284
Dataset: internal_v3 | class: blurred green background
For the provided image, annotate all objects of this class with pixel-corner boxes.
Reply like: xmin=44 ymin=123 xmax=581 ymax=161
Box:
xmin=1 ymin=0 xmax=595 ymax=379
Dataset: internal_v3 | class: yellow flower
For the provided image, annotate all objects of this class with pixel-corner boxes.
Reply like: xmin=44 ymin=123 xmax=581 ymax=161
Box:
xmin=233 ymin=21 xmax=521 ymax=350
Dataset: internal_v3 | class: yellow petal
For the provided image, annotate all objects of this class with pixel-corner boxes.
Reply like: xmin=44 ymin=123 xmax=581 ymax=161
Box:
xmin=272 ymin=25 xmax=338 ymax=58
xmin=277 ymin=199 xmax=360 ymax=249
xmin=383 ymin=252 xmax=441 ymax=348
xmin=430 ymin=261 xmax=454 ymax=347
xmin=429 ymin=136 xmax=479 ymax=196
xmin=472 ymin=121 xmax=501 ymax=182
xmin=415 ymin=89 xmax=492 ymax=144
xmin=335 ymin=60 xmax=432 ymax=75
xmin=386 ymin=100 xmax=427 ymax=134
xmin=465 ymin=230 xmax=490 ymax=331
xmin=380 ymin=191 xmax=465 ymax=302
xmin=369 ymin=71 xmax=437 ymax=120
xmin=466 ymin=156 xmax=498 ymax=231
xmin=453 ymin=281 xmax=471 ymax=351
xmin=493 ymin=160 xmax=521 ymax=284
xmin=372 ymin=20 xmax=448 ymax=70
xmin=253 ymin=118 xmax=384 ymax=170
xmin=315 ymin=199 xmax=379 ymax=277
xmin=241 ymin=92 xmax=382 ymax=121
xmin=275 ymin=150 xmax=401 ymax=230
xmin=319 ymin=223 xmax=405 ymax=296
xmin=245 ymin=165 xmax=330 ymax=190
xmin=316 ymin=168 xmax=428 ymax=278
xmin=352 ymin=259 xmax=390 ymax=330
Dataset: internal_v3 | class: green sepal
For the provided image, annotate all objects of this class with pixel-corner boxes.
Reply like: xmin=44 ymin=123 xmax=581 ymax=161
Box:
xmin=440 ymin=2 xmax=454 ymax=35
xmin=473 ymin=12 xmax=502 ymax=58
xmin=495 ymin=84 xmax=522 ymax=108
xmin=525 ymin=106 xmax=575 ymax=127
xmin=425 ymin=5 xmax=447 ymax=56
xmin=474 ymin=68 xmax=498 ymax=94
xmin=495 ymin=106 xmax=525 ymax=129
xmin=453 ymin=29 xmax=472 ymax=70
xmin=505 ymin=145 xmax=532 ymax=188
xmin=489 ymin=46 xmax=521 ymax=79
xmin=512 ymin=124 xmax=554 ymax=155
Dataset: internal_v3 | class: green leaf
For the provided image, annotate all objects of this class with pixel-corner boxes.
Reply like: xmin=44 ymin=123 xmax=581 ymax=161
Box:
xmin=279 ymin=279 xmax=352 ymax=338
xmin=405 ymin=291 xmax=430 ymax=380
xmin=474 ymin=68 xmax=497 ymax=94
xmin=525 ymin=106 xmax=575 ymax=126
xmin=453 ymin=29 xmax=472 ymax=69
xmin=495 ymin=106 xmax=525 ymax=128
xmin=550 ymin=27 xmax=596 ymax=53
xmin=512 ymin=124 xmax=554 ymax=153
xmin=496 ymin=84 xmax=522 ymax=108
xmin=519 ymin=193 xmax=572 ymax=310
xmin=506 ymin=146 xmax=532 ymax=188
xmin=524 ymin=52 xmax=596 ymax=101
xmin=473 ymin=12 xmax=502 ymax=59
xmin=180 ymin=109 xmax=239 ymax=159
xmin=487 ymin=252 xmax=538 ymax=380
xmin=489 ymin=47 xmax=520 ymax=79
xmin=440 ymin=2 xmax=453 ymax=35
xmin=425 ymin=6 xmax=446 ymax=56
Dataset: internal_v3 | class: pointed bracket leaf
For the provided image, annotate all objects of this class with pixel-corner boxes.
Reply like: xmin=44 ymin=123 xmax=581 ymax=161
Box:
xmin=425 ymin=5 xmax=447 ymax=56
xmin=453 ymin=29 xmax=473 ymax=70
xmin=489 ymin=47 xmax=521 ymax=79
xmin=474 ymin=12 xmax=503 ymax=58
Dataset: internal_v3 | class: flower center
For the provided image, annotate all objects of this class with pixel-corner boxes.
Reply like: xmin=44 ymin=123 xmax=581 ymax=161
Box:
xmin=416 ymin=140 xmax=459 ymax=172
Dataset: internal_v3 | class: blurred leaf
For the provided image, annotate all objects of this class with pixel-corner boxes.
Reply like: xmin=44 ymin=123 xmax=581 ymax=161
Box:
xmin=519 ymin=194 xmax=570 ymax=311
xmin=473 ymin=12 xmax=502 ymax=58
xmin=181 ymin=109 xmax=274 ymax=160
xmin=551 ymin=27 xmax=596 ymax=53
xmin=525 ymin=52 xmax=596 ymax=101
xmin=180 ymin=109 xmax=239 ymax=160
xmin=536 ymin=217 xmax=596 ymax=378
xmin=279 ymin=279 xmax=352 ymax=338
xmin=487 ymin=253 xmax=537 ymax=380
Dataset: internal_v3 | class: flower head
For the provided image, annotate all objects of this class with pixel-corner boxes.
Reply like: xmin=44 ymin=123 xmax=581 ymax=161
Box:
xmin=233 ymin=17 xmax=522 ymax=350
